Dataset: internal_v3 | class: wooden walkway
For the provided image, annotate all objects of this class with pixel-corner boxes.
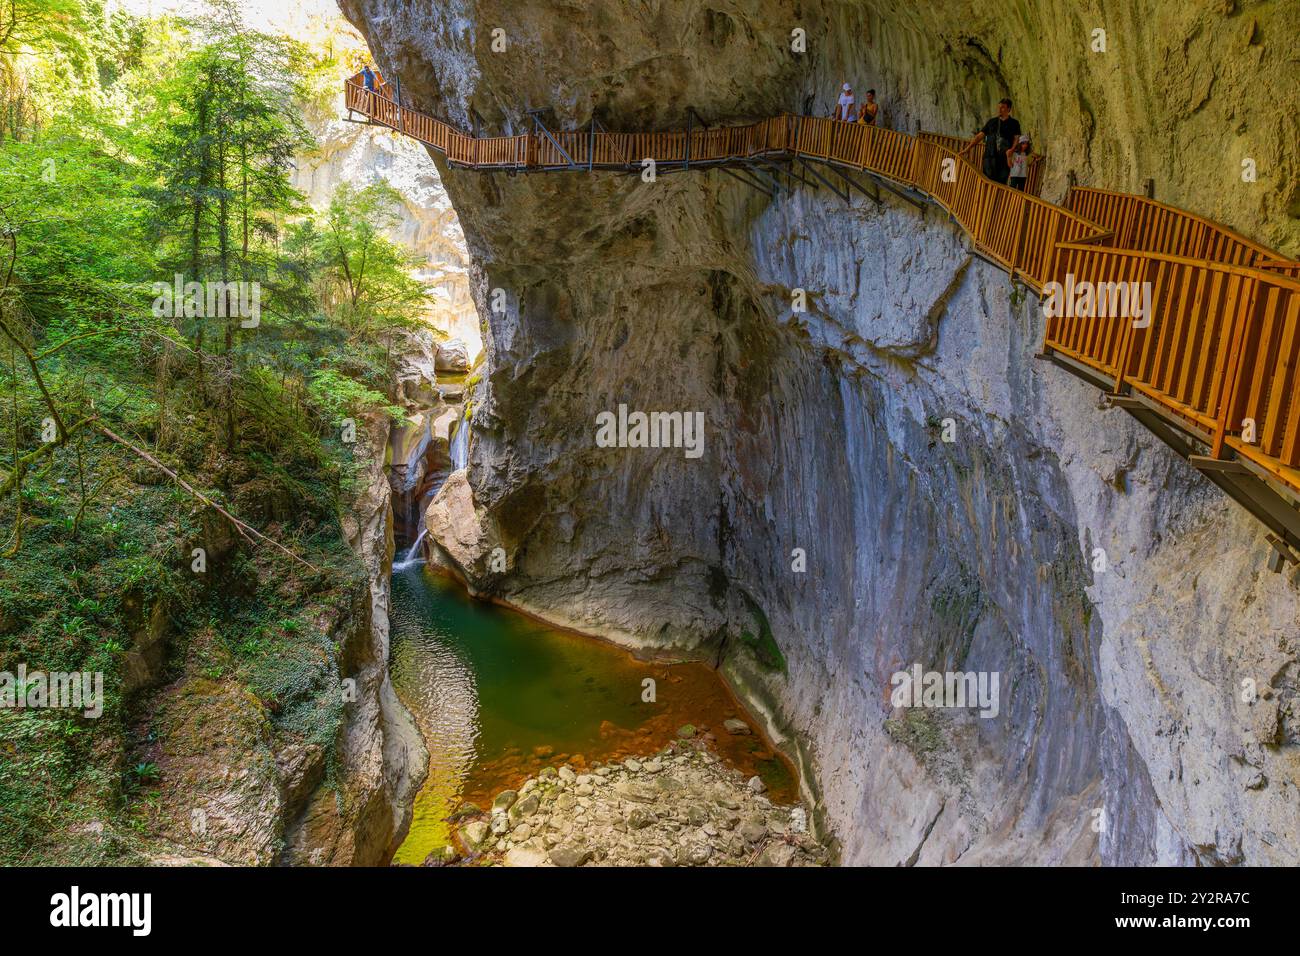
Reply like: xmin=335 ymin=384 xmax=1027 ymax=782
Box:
xmin=346 ymin=72 xmax=1300 ymax=569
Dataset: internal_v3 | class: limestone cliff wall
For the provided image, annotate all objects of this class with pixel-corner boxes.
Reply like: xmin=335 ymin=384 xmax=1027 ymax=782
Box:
xmin=341 ymin=0 xmax=1300 ymax=865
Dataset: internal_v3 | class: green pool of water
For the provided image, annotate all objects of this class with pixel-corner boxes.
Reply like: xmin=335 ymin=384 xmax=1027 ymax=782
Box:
xmin=387 ymin=566 xmax=795 ymax=866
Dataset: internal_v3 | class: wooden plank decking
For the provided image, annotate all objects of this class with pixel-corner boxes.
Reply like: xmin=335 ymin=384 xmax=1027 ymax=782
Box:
xmin=345 ymin=72 xmax=1300 ymax=564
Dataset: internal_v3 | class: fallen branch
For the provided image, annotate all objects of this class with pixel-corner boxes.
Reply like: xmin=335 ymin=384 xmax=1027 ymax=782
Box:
xmin=96 ymin=424 xmax=322 ymax=575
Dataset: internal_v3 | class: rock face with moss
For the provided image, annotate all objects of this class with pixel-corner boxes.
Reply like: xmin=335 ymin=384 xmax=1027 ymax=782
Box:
xmin=124 ymin=414 xmax=426 ymax=867
xmin=277 ymin=412 xmax=427 ymax=865
xmin=343 ymin=0 xmax=1300 ymax=865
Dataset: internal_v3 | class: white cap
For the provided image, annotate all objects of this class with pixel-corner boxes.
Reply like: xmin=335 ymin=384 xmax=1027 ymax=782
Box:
xmin=842 ymin=83 xmax=850 ymax=91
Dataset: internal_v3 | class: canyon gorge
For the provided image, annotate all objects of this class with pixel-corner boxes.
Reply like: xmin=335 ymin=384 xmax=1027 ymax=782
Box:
xmin=4 ymin=0 xmax=1298 ymax=875
xmin=337 ymin=0 xmax=1300 ymax=866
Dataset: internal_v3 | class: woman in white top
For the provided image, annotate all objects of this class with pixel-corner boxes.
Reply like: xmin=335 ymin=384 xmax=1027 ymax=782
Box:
xmin=836 ymin=83 xmax=855 ymax=122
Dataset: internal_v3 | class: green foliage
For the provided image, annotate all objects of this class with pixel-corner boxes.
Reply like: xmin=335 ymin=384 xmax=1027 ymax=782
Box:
xmin=245 ymin=629 xmax=345 ymax=751
xmin=0 ymin=0 xmax=434 ymax=863
xmin=308 ymin=367 xmax=405 ymax=424
xmin=0 ymin=0 xmax=88 ymax=58
xmin=1 ymin=1 xmax=93 ymax=142
xmin=1009 ymin=280 xmax=1027 ymax=309
xmin=290 ymin=180 xmax=431 ymax=339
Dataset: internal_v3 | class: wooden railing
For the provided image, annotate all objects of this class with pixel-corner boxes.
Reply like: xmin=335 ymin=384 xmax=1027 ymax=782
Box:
xmin=919 ymin=130 xmax=1045 ymax=196
xmin=345 ymin=72 xmax=1300 ymax=506
xmin=1260 ymin=260 xmax=1300 ymax=280
xmin=1066 ymin=187 xmax=1282 ymax=267
xmin=1046 ymin=246 xmax=1300 ymax=480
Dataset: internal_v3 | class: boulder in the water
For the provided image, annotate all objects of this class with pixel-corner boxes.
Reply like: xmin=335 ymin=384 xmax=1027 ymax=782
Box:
xmin=458 ymin=820 xmax=490 ymax=852
xmin=435 ymin=338 xmax=470 ymax=373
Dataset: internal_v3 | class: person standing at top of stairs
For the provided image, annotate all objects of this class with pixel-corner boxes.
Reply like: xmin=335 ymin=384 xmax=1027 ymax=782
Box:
xmin=971 ymin=98 xmax=1021 ymax=184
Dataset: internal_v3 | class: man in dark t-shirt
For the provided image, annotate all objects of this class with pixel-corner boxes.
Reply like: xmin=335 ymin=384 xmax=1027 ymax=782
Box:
xmin=970 ymin=98 xmax=1021 ymax=184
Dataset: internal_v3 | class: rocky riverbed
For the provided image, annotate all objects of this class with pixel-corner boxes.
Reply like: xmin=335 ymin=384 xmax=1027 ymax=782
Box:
xmin=424 ymin=729 xmax=830 ymax=867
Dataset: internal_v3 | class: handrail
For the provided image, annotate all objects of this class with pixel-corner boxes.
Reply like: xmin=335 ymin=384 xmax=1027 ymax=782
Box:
xmin=1065 ymin=185 xmax=1283 ymax=268
xmin=917 ymin=130 xmax=984 ymax=165
xmin=915 ymin=130 xmax=1044 ymax=195
xmin=344 ymin=71 xmax=1300 ymax=506
xmin=1260 ymin=259 xmax=1300 ymax=279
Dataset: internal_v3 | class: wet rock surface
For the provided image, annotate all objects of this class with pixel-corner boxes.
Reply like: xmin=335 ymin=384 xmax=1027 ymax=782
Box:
xmin=343 ymin=0 xmax=1300 ymax=866
xmin=433 ymin=737 xmax=828 ymax=867
xmin=435 ymin=338 xmax=471 ymax=373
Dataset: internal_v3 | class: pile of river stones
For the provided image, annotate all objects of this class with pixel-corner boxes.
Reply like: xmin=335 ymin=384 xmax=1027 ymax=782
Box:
xmin=424 ymin=725 xmax=831 ymax=867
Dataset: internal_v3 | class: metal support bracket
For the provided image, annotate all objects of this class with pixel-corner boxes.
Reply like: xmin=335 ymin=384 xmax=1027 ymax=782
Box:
xmin=741 ymin=161 xmax=783 ymax=195
xmin=527 ymin=108 xmax=579 ymax=168
xmin=754 ymin=157 xmax=814 ymax=191
xmin=809 ymin=159 xmax=881 ymax=206
xmin=718 ymin=166 xmax=776 ymax=199
xmin=795 ymin=157 xmax=850 ymax=204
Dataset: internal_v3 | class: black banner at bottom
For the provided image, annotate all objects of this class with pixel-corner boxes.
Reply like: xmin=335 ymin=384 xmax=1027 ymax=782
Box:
xmin=0 ymin=864 xmax=1275 ymax=942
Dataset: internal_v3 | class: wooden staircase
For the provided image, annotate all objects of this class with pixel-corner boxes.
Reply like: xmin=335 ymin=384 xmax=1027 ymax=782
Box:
xmin=345 ymin=72 xmax=1300 ymax=569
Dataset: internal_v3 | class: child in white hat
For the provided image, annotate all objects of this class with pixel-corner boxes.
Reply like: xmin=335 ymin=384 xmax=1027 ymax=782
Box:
xmin=1008 ymin=134 xmax=1031 ymax=190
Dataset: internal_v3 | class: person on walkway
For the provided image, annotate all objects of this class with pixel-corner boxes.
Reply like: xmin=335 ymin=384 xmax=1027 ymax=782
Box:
xmin=856 ymin=89 xmax=879 ymax=125
xmin=1007 ymin=134 xmax=1031 ymax=190
xmin=971 ymin=98 xmax=1021 ymax=184
xmin=836 ymin=83 xmax=855 ymax=122
xmin=362 ymin=64 xmax=376 ymax=92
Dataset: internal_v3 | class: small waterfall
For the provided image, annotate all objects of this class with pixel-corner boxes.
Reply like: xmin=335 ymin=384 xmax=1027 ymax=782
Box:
xmin=392 ymin=413 xmax=467 ymax=578
xmin=394 ymin=528 xmax=428 ymax=571
xmin=450 ymin=418 xmax=469 ymax=472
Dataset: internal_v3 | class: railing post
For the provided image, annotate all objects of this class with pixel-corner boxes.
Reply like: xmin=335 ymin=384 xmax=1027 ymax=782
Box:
xmin=1045 ymin=210 xmax=1068 ymax=294
xmin=1009 ymin=192 xmax=1031 ymax=278
xmin=1111 ymin=255 xmax=1148 ymax=392
xmin=685 ymin=109 xmax=691 ymax=170
xmin=906 ymin=134 xmax=920 ymax=184
xmin=1211 ymin=276 xmax=1260 ymax=459
xmin=975 ymin=181 xmax=995 ymax=250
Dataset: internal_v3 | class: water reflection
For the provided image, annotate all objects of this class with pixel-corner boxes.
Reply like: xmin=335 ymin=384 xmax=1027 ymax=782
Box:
xmin=387 ymin=565 xmax=797 ymax=865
